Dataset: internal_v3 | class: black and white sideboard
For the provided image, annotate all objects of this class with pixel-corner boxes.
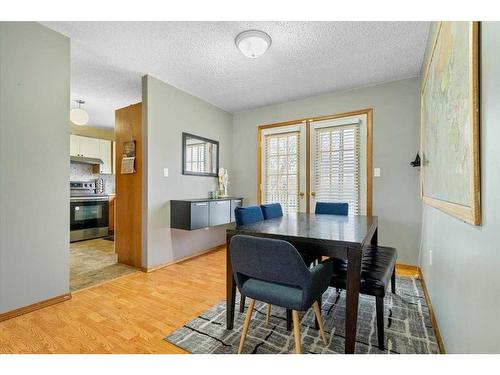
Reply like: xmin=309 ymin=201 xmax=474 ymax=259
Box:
xmin=170 ymin=197 xmax=243 ymax=230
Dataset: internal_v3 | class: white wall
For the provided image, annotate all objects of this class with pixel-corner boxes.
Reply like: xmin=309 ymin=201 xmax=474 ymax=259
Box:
xmin=0 ymin=22 xmax=70 ymax=313
xmin=419 ymin=22 xmax=500 ymax=353
xmin=142 ymin=75 xmax=233 ymax=268
xmin=232 ymin=78 xmax=422 ymax=265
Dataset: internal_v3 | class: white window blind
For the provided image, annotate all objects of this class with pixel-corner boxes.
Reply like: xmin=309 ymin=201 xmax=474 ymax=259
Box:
xmin=186 ymin=143 xmax=206 ymax=172
xmin=314 ymin=124 xmax=360 ymax=215
xmin=264 ymin=131 xmax=300 ymax=214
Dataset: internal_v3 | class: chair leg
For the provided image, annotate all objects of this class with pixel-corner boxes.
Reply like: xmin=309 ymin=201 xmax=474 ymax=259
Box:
xmin=292 ymin=310 xmax=302 ymax=354
xmin=391 ymin=266 xmax=396 ymax=294
xmin=312 ymin=301 xmax=328 ymax=346
xmin=314 ymin=296 xmax=321 ymax=329
xmin=238 ymin=298 xmax=255 ymax=354
xmin=265 ymin=304 xmax=271 ymax=325
xmin=375 ymin=296 xmax=384 ymax=350
xmin=239 ymin=294 xmax=246 ymax=313
xmin=286 ymin=309 xmax=292 ymax=331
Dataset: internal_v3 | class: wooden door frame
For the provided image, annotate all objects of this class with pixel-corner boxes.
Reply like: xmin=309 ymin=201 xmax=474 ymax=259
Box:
xmin=257 ymin=108 xmax=373 ymax=215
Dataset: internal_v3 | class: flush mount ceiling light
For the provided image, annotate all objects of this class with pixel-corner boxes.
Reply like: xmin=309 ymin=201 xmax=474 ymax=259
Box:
xmin=235 ymin=30 xmax=272 ymax=59
xmin=70 ymin=99 xmax=89 ymax=126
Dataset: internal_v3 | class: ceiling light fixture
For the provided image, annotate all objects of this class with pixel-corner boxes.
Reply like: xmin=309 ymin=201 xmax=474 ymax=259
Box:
xmin=70 ymin=99 xmax=89 ymax=126
xmin=235 ymin=30 xmax=272 ymax=59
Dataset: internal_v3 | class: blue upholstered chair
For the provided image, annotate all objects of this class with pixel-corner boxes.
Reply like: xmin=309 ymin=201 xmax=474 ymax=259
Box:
xmin=315 ymin=202 xmax=349 ymax=215
xmin=230 ymin=235 xmax=333 ymax=354
xmin=234 ymin=206 xmax=264 ymax=227
xmin=260 ymin=203 xmax=283 ymax=220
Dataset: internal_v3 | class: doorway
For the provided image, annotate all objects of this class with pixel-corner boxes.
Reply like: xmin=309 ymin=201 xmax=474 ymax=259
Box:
xmin=258 ymin=109 xmax=373 ymax=215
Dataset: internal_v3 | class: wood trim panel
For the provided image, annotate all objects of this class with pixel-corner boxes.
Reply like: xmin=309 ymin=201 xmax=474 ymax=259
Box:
xmin=366 ymin=109 xmax=373 ymax=216
xmin=257 ymin=108 xmax=373 ymax=214
xmin=258 ymin=108 xmax=374 ymax=129
xmin=141 ymin=244 xmax=225 ymax=273
xmin=0 ymin=293 xmax=71 ymax=322
xmin=395 ymin=263 xmax=420 ymax=276
xmin=420 ymin=22 xmax=481 ymax=226
xmin=418 ymin=268 xmax=447 ymax=354
xmin=305 ymin=120 xmax=311 ymax=213
xmin=115 ymin=103 xmax=143 ymax=268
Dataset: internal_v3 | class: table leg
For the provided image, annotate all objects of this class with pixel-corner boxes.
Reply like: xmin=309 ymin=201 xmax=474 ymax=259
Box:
xmin=226 ymin=233 xmax=236 ymax=330
xmin=345 ymin=247 xmax=362 ymax=354
xmin=371 ymin=227 xmax=378 ymax=246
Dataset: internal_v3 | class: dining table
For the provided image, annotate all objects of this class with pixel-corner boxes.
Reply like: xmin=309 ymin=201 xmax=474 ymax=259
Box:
xmin=225 ymin=212 xmax=378 ymax=354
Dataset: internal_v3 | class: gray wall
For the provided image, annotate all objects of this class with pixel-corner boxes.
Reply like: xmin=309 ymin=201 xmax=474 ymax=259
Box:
xmin=232 ymin=78 xmax=422 ymax=265
xmin=142 ymin=75 xmax=233 ymax=268
xmin=419 ymin=22 xmax=500 ymax=353
xmin=0 ymin=23 xmax=70 ymax=313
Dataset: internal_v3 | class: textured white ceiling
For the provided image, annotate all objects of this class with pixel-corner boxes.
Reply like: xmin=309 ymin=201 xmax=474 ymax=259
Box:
xmin=42 ymin=22 xmax=430 ymax=128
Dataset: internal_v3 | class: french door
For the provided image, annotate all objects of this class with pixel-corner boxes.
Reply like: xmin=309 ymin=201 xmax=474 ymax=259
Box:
xmin=260 ymin=124 xmax=307 ymax=213
xmin=259 ymin=110 xmax=371 ymax=215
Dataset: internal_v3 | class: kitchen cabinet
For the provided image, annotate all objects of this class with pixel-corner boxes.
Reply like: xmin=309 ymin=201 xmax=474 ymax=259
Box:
xmin=71 ymin=134 xmax=113 ymax=175
xmin=70 ymin=135 xmax=80 ymax=157
xmin=79 ymin=136 xmax=100 ymax=158
xmin=70 ymin=134 xmax=100 ymax=159
xmin=94 ymin=139 xmax=112 ymax=174
xmin=170 ymin=197 xmax=243 ymax=230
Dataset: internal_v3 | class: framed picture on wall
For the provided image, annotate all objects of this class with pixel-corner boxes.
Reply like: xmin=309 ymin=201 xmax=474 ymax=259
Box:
xmin=420 ymin=21 xmax=480 ymax=225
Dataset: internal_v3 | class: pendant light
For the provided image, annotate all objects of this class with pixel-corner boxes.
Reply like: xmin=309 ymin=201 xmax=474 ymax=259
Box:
xmin=70 ymin=99 xmax=89 ymax=126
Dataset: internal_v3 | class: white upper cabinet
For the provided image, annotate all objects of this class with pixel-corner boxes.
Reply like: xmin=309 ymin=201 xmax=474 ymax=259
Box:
xmin=70 ymin=134 xmax=80 ymax=157
xmin=70 ymin=135 xmax=113 ymax=175
xmin=98 ymin=139 xmax=112 ymax=174
xmin=78 ymin=136 xmax=100 ymax=159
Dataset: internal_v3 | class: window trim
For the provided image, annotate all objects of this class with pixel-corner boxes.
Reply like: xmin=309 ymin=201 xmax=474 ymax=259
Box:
xmin=257 ymin=108 xmax=373 ymax=215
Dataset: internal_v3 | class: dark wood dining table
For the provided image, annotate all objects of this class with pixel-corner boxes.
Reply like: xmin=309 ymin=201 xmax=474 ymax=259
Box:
xmin=225 ymin=212 xmax=378 ymax=354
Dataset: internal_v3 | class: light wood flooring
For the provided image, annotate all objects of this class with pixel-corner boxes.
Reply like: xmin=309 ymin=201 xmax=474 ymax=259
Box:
xmin=0 ymin=248 xmax=416 ymax=354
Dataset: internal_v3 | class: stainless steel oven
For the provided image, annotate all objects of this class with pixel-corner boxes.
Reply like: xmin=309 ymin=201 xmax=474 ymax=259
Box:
xmin=70 ymin=181 xmax=109 ymax=242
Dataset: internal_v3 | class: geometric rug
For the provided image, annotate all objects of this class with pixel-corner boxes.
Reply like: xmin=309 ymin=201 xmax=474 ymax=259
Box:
xmin=165 ymin=276 xmax=439 ymax=354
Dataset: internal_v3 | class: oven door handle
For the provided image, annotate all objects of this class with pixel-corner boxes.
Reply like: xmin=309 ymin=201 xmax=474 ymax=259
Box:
xmin=70 ymin=197 xmax=109 ymax=202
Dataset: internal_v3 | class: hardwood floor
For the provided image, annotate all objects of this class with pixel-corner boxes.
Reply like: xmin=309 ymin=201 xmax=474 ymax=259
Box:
xmin=0 ymin=249 xmax=225 ymax=353
xmin=0 ymin=247 xmax=419 ymax=354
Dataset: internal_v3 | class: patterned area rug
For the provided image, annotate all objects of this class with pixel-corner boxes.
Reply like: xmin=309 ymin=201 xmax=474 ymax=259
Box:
xmin=165 ymin=276 xmax=439 ymax=354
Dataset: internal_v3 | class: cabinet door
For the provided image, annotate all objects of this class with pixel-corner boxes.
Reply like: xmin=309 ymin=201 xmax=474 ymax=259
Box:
xmin=70 ymin=135 xmax=80 ymax=156
xmin=209 ymin=200 xmax=231 ymax=226
xmin=99 ymin=139 xmax=112 ymax=174
xmin=230 ymin=199 xmax=242 ymax=222
xmin=191 ymin=202 xmax=209 ymax=230
xmin=78 ymin=136 xmax=101 ymax=158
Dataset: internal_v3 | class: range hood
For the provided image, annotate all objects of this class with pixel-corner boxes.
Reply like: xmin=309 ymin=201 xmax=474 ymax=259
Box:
xmin=70 ymin=155 xmax=104 ymax=165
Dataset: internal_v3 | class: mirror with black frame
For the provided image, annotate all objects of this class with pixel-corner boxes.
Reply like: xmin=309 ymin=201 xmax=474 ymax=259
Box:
xmin=182 ymin=132 xmax=219 ymax=177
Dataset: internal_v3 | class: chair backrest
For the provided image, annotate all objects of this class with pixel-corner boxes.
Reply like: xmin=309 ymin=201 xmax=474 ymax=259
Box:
xmin=315 ymin=202 xmax=349 ymax=215
xmin=234 ymin=206 xmax=264 ymax=226
xmin=230 ymin=235 xmax=310 ymax=288
xmin=260 ymin=203 xmax=283 ymax=220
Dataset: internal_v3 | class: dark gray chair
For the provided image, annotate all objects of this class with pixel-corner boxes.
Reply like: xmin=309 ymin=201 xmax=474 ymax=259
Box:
xmin=329 ymin=245 xmax=397 ymax=350
xmin=230 ymin=234 xmax=333 ymax=354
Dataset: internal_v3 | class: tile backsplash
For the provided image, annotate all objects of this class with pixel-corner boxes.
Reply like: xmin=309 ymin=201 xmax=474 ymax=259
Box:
xmin=70 ymin=163 xmax=115 ymax=194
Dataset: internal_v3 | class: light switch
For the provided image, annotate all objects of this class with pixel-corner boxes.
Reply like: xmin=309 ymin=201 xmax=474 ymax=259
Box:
xmin=163 ymin=168 xmax=169 ymax=177
xmin=374 ymin=168 xmax=381 ymax=177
